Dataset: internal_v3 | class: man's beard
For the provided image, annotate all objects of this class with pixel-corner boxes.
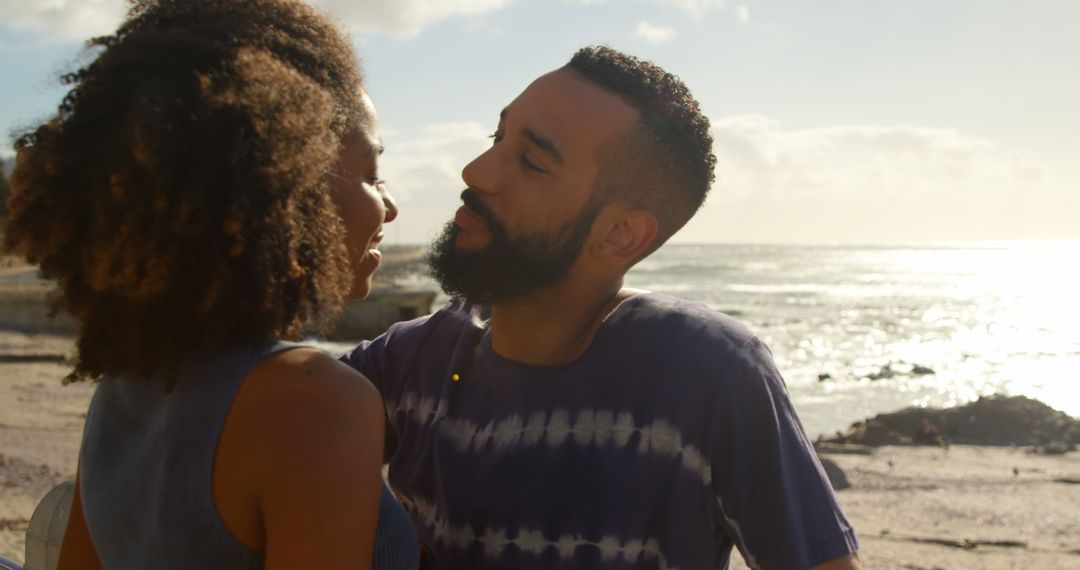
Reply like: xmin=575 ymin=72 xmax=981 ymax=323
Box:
xmin=428 ymin=189 xmax=600 ymax=304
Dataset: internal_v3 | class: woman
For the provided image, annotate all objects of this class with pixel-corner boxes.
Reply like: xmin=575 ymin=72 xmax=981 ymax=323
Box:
xmin=3 ymin=1 xmax=418 ymax=568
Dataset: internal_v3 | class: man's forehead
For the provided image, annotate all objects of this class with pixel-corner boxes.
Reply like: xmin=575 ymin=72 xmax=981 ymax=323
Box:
xmin=503 ymin=69 xmax=639 ymax=157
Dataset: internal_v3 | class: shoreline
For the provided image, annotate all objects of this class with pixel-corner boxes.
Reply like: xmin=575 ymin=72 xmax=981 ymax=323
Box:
xmin=2 ymin=330 xmax=1078 ymax=567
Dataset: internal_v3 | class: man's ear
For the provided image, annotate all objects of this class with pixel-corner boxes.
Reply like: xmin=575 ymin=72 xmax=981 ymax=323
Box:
xmin=590 ymin=204 xmax=658 ymax=265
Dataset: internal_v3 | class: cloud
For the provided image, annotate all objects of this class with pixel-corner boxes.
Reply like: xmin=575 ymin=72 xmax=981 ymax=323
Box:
xmin=709 ymin=115 xmax=1049 ymax=201
xmin=567 ymin=0 xmax=725 ymax=14
xmin=735 ymin=4 xmax=749 ymax=23
xmin=654 ymin=0 xmax=726 ymax=19
xmin=0 ymin=0 xmax=127 ymax=42
xmin=671 ymin=115 xmax=1077 ymax=243
xmin=312 ymin=0 xmax=512 ymax=39
xmin=379 ymin=122 xmax=492 ymax=242
xmin=0 ymin=0 xmax=513 ymax=42
xmin=382 ymin=122 xmax=490 ymax=202
xmin=634 ymin=21 xmax=676 ymax=44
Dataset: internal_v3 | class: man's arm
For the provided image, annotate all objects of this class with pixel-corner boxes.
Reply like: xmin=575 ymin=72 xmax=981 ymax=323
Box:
xmin=709 ymin=336 xmax=860 ymax=569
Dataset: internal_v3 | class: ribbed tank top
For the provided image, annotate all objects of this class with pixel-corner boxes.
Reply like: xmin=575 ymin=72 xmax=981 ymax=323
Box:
xmin=79 ymin=341 xmax=418 ymax=569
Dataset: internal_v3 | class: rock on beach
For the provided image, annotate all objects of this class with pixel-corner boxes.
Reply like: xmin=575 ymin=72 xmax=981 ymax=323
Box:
xmin=819 ymin=394 xmax=1080 ymax=449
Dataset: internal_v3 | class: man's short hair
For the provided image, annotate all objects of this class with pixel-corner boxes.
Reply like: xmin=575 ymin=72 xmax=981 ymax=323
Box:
xmin=565 ymin=46 xmax=716 ymax=254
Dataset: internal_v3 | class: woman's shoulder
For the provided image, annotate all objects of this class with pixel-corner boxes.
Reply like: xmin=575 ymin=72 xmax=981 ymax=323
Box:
xmin=236 ymin=346 xmax=384 ymax=438
xmin=214 ymin=346 xmax=385 ymax=522
xmin=214 ymin=346 xmax=386 ymax=561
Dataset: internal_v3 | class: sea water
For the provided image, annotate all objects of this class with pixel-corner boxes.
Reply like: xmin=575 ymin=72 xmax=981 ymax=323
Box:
xmin=626 ymin=242 xmax=1080 ymax=437
xmin=330 ymin=242 xmax=1080 ymax=438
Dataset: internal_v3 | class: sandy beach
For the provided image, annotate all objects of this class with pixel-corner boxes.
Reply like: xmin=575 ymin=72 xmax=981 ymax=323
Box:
xmin=2 ymin=330 xmax=1078 ymax=568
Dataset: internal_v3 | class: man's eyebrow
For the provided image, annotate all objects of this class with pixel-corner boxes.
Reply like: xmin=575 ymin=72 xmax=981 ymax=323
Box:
xmin=522 ymin=127 xmax=563 ymax=164
xmin=500 ymin=107 xmax=563 ymax=164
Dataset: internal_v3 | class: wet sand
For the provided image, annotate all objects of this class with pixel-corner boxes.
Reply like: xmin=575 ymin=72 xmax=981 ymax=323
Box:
xmin=2 ymin=330 xmax=1078 ymax=568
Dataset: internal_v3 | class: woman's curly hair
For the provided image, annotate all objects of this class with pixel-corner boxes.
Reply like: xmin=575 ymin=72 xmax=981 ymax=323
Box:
xmin=3 ymin=0 xmax=366 ymax=383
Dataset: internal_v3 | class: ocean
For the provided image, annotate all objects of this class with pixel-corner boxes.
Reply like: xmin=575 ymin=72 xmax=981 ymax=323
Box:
xmin=333 ymin=242 xmax=1080 ymax=439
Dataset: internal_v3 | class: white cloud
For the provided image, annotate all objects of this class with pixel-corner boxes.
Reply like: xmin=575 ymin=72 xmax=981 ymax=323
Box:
xmin=311 ymin=0 xmax=512 ymax=39
xmin=0 ymin=0 xmax=127 ymax=42
xmin=654 ymin=0 xmax=726 ymax=19
xmin=669 ymin=115 xmax=1078 ymax=243
xmin=379 ymin=122 xmax=492 ymax=242
xmin=736 ymin=4 xmax=750 ymax=23
xmin=634 ymin=21 xmax=676 ymax=44
xmin=709 ymin=115 xmax=1044 ymax=200
xmin=0 ymin=0 xmax=513 ymax=42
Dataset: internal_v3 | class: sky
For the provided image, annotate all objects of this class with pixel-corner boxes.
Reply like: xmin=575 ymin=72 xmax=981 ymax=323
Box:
xmin=1 ymin=0 xmax=1078 ymax=245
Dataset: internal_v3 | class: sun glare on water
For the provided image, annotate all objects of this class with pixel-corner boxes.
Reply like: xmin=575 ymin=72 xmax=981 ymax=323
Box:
xmin=886 ymin=240 xmax=1080 ymax=416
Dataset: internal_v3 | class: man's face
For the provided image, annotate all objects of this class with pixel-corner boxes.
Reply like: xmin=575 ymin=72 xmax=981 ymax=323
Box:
xmin=429 ymin=69 xmax=639 ymax=303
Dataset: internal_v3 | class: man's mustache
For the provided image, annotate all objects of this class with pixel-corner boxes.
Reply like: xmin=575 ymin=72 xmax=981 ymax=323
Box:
xmin=460 ymin=188 xmax=503 ymax=231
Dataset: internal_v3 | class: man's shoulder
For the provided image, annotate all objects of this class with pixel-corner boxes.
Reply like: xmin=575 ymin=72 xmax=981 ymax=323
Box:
xmin=344 ymin=298 xmax=485 ymax=386
xmin=609 ymin=292 xmax=757 ymax=352
xmin=380 ymin=297 xmax=486 ymax=347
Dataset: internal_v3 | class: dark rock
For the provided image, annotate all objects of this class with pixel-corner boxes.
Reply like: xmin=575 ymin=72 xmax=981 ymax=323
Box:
xmin=867 ymin=365 xmax=896 ymax=381
xmin=817 ymin=373 xmax=832 ymax=382
xmin=820 ymin=395 xmax=1080 ymax=447
xmin=843 ymin=419 xmax=912 ymax=446
xmin=818 ymin=457 xmax=850 ymax=490
xmin=911 ymin=364 xmax=935 ymax=375
xmin=913 ymin=419 xmax=948 ymax=448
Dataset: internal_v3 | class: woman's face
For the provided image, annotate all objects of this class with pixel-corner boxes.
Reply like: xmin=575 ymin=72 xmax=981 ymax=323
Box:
xmin=330 ymin=91 xmax=398 ymax=299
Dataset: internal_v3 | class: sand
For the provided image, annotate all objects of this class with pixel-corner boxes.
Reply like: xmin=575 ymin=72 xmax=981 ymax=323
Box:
xmin=0 ymin=331 xmax=91 ymax=559
xmin=2 ymin=330 xmax=1078 ymax=568
xmin=730 ymin=445 xmax=1080 ymax=569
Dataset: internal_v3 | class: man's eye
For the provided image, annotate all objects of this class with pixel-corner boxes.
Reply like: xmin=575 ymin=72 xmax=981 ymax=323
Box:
xmin=488 ymin=130 xmax=504 ymax=144
xmin=520 ymin=154 xmax=544 ymax=173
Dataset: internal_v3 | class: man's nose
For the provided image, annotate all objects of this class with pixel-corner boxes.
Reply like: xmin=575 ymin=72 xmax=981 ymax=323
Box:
xmin=461 ymin=146 xmax=499 ymax=195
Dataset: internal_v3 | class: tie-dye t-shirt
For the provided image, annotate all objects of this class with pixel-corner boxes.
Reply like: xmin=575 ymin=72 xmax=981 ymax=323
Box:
xmin=343 ymin=293 xmax=857 ymax=569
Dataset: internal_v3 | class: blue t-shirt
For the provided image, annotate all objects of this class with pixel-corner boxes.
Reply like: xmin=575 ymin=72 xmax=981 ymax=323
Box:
xmin=344 ymin=293 xmax=857 ymax=569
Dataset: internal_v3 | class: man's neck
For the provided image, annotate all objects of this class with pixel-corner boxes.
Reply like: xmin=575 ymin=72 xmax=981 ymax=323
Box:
xmin=487 ymin=281 xmax=638 ymax=366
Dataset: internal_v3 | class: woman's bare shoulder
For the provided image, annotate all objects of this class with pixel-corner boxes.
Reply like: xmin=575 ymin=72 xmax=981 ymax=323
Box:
xmin=226 ymin=346 xmax=384 ymax=472
xmin=244 ymin=347 xmax=382 ymax=418
xmin=215 ymin=346 xmax=386 ymax=565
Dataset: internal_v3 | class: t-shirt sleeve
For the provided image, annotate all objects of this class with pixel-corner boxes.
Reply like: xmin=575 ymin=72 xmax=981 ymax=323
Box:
xmin=339 ymin=310 xmax=444 ymax=409
xmin=709 ymin=336 xmax=858 ymax=569
xmin=341 ymin=337 xmax=386 ymax=393
xmin=340 ymin=331 xmax=412 ymax=411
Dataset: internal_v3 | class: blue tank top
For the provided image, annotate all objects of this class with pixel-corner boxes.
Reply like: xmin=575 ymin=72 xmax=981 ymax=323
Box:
xmin=79 ymin=341 xmax=418 ymax=569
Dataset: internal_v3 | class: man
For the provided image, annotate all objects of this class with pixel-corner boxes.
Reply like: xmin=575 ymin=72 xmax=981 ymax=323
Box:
xmin=345 ymin=46 xmax=861 ymax=569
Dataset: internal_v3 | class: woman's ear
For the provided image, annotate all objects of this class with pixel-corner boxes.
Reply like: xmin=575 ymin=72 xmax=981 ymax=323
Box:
xmin=591 ymin=204 xmax=658 ymax=265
